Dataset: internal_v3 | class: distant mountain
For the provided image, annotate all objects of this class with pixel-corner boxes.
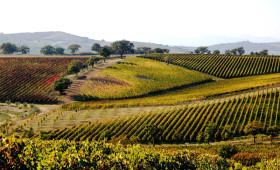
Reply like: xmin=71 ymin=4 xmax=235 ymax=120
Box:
xmin=0 ymin=32 xmax=279 ymax=55
xmin=0 ymin=32 xmax=187 ymax=54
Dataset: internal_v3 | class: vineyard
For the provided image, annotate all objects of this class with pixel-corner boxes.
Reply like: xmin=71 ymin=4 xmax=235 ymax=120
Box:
xmin=0 ymin=57 xmax=88 ymax=103
xmin=77 ymin=57 xmax=211 ymax=100
xmin=140 ymin=54 xmax=280 ymax=78
xmin=46 ymin=88 xmax=280 ymax=142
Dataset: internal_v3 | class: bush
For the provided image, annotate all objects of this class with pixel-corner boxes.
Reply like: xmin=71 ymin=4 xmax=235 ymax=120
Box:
xmin=231 ymin=152 xmax=262 ymax=166
xmin=218 ymin=144 xmax=239 ymax=158
xmin=52 ymin=78 xmax=72 ymax=94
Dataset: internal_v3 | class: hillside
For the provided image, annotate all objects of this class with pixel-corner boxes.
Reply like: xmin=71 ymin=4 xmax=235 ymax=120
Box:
xmin=1 ymin=32 xmax=280 ymax=55
xmin=0 ymin=32 xmax=187 ymax=54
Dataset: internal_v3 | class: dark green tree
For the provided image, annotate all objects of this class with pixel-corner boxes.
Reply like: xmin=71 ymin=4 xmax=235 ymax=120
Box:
xmin=259 ymin=49 xmax=268 ymax=55
xmin=250 ymin=52 xmax=255 ymax=55
xmin=230 ymin=48 xmax=238 ymax=55
xmin=40 ymin=45 xmax=55 ymax=55
xmin=267 ymin=125 xmax=280 ymax=143
xmin=87 ymin=56 xmax=100 ymax=67
xmin=0 ymin=42 xmax=17 ymax=54
xmin=68 ymin=44 xmax=81 ymax=54
xmin=244 ymin=121 xmax=264 ymax=144
xmin=195 ymin=46 xmax=209 ymax=54
xmin=225 ymin=50 xmax=231 ymax=55
xmin=68 ymin=60 xmax=87 ymax=74
xmin=135 ymin=47 xmax=152 ymax=54
xmin=144 ymin=125 xmax=163 ymax=146
xmin=111 ymin=40 xmax=134 ymax=58
xmin=154 ymin=48 xmax=164 ymax=53
xmin=237 ymin=47 xmax=245 ymax=55
xmin=204 ymin=122 xmax=218 ymax=144
xmin=99 ymin=46 xmax=112 ymax=62
xmin=54 ymin=47 xmax=65 ymax=55
xmin=213 ymin=50 xmax=220 ymax=54
xmin=17 ymin=46 xmax=30 ymax=54
xmin=52 ymin=78 xmax=72 ymax=94
xmin=91 ymin=43 xmax=101 ymax=53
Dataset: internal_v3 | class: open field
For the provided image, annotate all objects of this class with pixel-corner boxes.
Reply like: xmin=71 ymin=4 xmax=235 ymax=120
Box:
xmin=141 ymin=54 xmax=280 ymax=78
xmin=77 ymin=57 xmax=211 ymax=100
xmin=0 ymin=57 xmax=88 ymax=103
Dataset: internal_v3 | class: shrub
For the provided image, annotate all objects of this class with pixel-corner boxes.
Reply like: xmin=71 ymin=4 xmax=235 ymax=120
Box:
xmin=218 ymin=144 xmax=239 ymax=158
xmin=231 ymin=152 xmax=262 ymax=166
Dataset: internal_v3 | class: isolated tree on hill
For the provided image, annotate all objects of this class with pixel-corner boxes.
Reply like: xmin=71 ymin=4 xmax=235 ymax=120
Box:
xmin=225 ymin=50 xmax=231 ymax=55
xmin=259 ymin=49 xmax=268 ymax=55
xmin=0 ymin=42 xmax=17 ymax=54
xmin=266 ymin=125 xmax=280 ymax=143
xmin=144 ymin=125 xmax=163 ymax=147
xmin=40 ymin=45 xmax=55 ymax=55
xmin=237 ymin=46 xmax=245 ymax=55
xmin=99 ymin=46 xmax=112 ymax=62
xmin=244 ymin=121 xmax=264 ymax=144
xmin=204 ymin=122 xmax=218 ymax=144
xmin=87 ymin=56 xmax=100 ymax=67
xmin=213 ymin=50 xmax=220 ymax=54
xmin=52 ymin=78 xmax=72 ymax=94
xmin=195 ymin=46 xmax=209 ymax=54
xmin=17 ymin=46 xmax=30 ymax=54
xmin=91 ymin=43 xmax=101 ymax=53
xmin=54 ymin=47 xmax=65 ymax=55
xmin=68 ymin=44 xmax=81 ymax=54
xmin=111 ymin=40 xmax=134 ymax=58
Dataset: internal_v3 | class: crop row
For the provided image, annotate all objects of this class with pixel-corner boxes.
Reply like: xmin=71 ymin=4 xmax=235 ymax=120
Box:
xmin=0 ymin=57 xmax=88 ymax=103
xmin=48 ymin=88 xmax=280 ymax=142
xmin=139 ymin=54 xmax=280 ymax=78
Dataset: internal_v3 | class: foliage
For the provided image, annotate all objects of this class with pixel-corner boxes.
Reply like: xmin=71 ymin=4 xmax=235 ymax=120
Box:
xmin=244 ymin=121 xmax=264 ymax=143
xmin=0 ymin=136 xmax=233 ymax=169
xmin=86 ymin=56 xmax=100 ymax=67
xmin=204 ymin=122 xmax=217 ymax=143
xmin=111 ymin=40 xmax=134 ymax=58
xmin=259 ymin=49 xmax=268 ymax=55
xmin=68 ymin=60 xmax=87 ymax=75
xmin=266 ymin=125 xmax=280 ymax=142
xmin=218 ymin=144 xmax=239 ymax=158
xmin=52 ymin=78 xmax=72 ymax=94
xmin=194 ymin=46 xmax=209 ymax=54
xmin=40 ymin=45 xmax=55 ymax=55
xmin=144 ymin=125 xmax=163 ymax=146
xmin=68 ymin=44 xmax=81 ymax=54
xmin=91 ymin=43 xmax=101 ymax=53
xmin=231 ymin=152 xmax=262 ymax=166
xmin=0 ymin=57 xmax=88 ymax=103
xmin=135 ymin=47 xmax=152 ymax=54
xmin=17 ymin=46 xmax=30 ymax=54
xmin=0 ymin=42 xmax=18 ymax=54
xmin=54 ymin=47 xmax=65 ymax=55
xmin=140 ymin=53 xmax=280 ymax=78
xmin=99 ymin=46 xmax=112 ymax=61
xmin=212 ymin=50 xmax=220 ymax=54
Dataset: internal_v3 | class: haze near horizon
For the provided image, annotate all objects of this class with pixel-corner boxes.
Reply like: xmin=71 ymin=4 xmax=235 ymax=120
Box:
xmin=0 ymin=0 xmax=280 ymax=46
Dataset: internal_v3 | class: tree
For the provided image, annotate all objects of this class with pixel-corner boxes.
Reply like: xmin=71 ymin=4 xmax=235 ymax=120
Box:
xmin=243 ymin=121 xmax=264 ymax=144
xmin=163 ymin=49 xmax=170 ymax=53
xmin=52 ymin=78 xmax=72 ymax=94
xmin=144 ymin=125 xmax=163 ymax=146
xmin=213 ymin=50 xmax=220 ymax=54
xmin=0 ymin=42 xmax=17 ymax=54
xmin=87 ymin=56 xmax=100 ymax=67
xmin=40 ymin=45 xmax=55 ymax=55
xmin=237 ymin=47 xmax=245 ymax=55
xmin=99 ymin=46 xmax=112 ymax=62
xmin=68 ymin=60 xmax=87 ymax=75
xmin=111 ymin=40 xmax=134 ymax=58
xmin=154 ymin=48 xmax=165 ymax=53
xmin=91 ymin=43 xmax=101 ymax=53
xmin=250 ymin=52 xmax=255 ymax=55
xmin=222 ymin=125 xmax=234 ymax=140
xmin=225 ymin=50 xmax=231 ymax=55
xmin=17 ymin=46 xmax=30 ymax=54
xmin=267 ymin=126 xmax=280 ymax=143
xmin=195 ymin=46 xmax=209 ymax=54
xmin=230 ymin=48 xmax=238 ymax=55
xmin=259 ymin=49 xmax=268 ymax=55
xmin=68 ymin=44 xmax=81 ymax=54
xmin=135 ymin=47 xmax=152 ymax=54
xmin=204 ymin=122 xmax=218 ymax=144
xmin=54 ymin=47 xmax=65 ymax=55
xmin=164 ymin=56 xmax=172 ymax=65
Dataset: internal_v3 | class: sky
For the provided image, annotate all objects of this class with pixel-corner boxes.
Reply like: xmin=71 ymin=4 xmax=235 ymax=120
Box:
xmin=1 ymin=0 xmax=280 ymax=46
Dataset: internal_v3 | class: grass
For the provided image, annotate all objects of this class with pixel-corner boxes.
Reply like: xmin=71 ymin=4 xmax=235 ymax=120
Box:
xmin=77 ymin=57 xmax=211 ymax=100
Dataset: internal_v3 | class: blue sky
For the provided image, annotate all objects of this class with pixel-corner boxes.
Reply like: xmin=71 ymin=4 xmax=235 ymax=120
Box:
xmin=1 ymin=0 xmax=280 ymax=46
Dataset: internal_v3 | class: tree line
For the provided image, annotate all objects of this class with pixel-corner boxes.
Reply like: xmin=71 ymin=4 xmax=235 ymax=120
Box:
xmin=191 ymin=46 xmax=269 ymax=55
xmin=0 ymin=42 xmax=30 ymax=54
